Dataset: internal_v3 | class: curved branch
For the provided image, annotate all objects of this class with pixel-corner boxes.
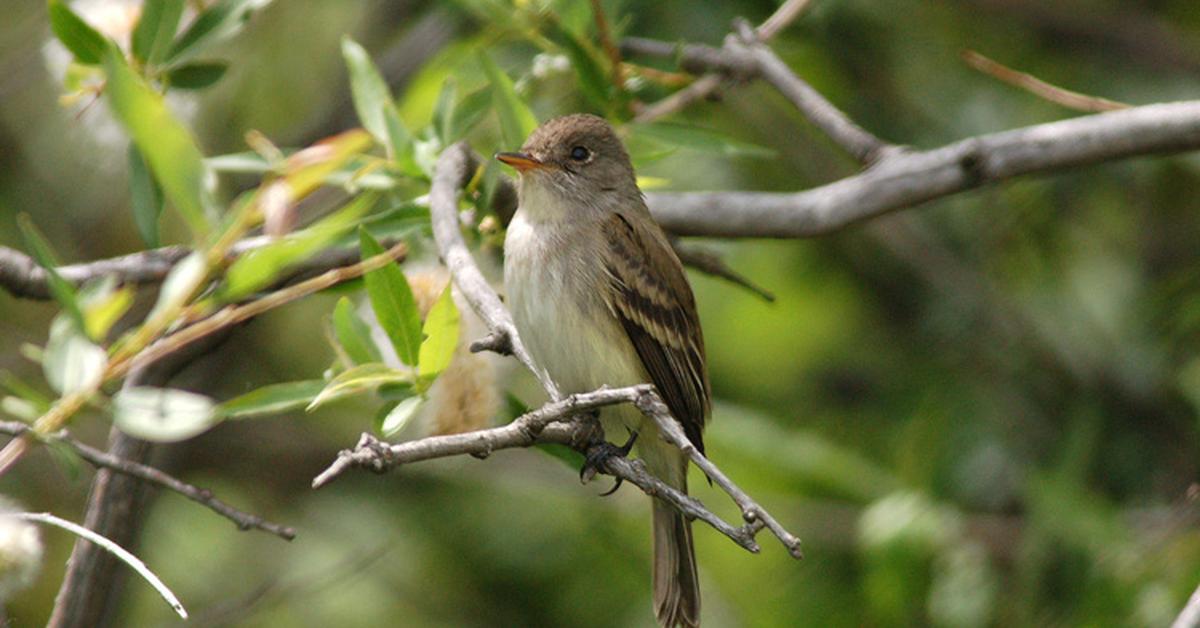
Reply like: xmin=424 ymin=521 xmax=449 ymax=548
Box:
xmin=646 ymin=101 xmax=1200 ymax=238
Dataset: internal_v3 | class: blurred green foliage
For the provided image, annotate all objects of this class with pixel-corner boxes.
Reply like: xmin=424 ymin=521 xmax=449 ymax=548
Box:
xmin=2 ymin=0 xmax=1200 ymax=626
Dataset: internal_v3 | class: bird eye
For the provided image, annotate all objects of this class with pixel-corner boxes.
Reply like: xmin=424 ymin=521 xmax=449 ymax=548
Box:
xmin=569 ymin=146 xmax=590 ymax=161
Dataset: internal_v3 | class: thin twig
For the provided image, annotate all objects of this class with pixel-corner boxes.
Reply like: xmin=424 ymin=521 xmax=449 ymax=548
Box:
xmin=628 ymin=0 xmax=814 ymax=123
xmin=10 ymin=512 xmax=188 ymax=619
xmin=117 ymin=242 xmax=408 ymax=379
xmin=590 ymin=0 xmax=625 ymax=92
xmin=1174 ymin=581 xmax=1200 ymax=628
xmin=671 ymin=240 xmax=775 ymax=302
xmin=312 ymin=386 xmax=763 ymax=553
xmin=0 ymin=421 xmax=295 ymax=541
xmin=0 ymin=235 xmax=401 ymax=301
xmin=961 ymin=49 xmax=1130 ymax=113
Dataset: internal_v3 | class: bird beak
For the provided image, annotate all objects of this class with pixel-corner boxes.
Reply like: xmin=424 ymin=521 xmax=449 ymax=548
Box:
xmin=495 ymin=151 xmax=546 ymax=173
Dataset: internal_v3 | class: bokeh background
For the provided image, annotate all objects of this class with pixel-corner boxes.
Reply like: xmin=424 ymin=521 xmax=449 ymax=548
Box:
xmin=4 ymin=0 xmax=1200 ymax=625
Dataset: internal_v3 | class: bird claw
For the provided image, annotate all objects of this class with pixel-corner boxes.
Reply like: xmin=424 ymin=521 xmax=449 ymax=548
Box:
xmin=579 ymin=429 xmax=638 ymax=496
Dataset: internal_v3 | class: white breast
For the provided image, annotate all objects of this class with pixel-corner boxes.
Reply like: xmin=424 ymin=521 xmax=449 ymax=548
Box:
xmin=504 ymin=212 xmax=647 ymax=400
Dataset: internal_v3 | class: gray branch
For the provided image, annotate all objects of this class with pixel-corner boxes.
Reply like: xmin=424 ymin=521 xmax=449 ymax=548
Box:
xmin=645 ymin=101 xmax=1200 ymax=238
xmin=0 ymin=421 xmax=295 ymax=541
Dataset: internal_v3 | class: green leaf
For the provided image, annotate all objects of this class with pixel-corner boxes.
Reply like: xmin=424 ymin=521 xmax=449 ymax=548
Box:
xmin=332 ymin=297 xmax=382 ymax=365
xmin=128 ymin=145 xmax=164 ymax=248
xmin=382 ymin=103 xmax=420 ymax=177
xmin=379 ymin=395 xmax=423 ymax=437
xmin=218 ymin=380 xmax=326 ymax=419
xmin=359 ymin=228 xmax=422 ymax=366
xmin=631 ymin=122 xmax=776 ymax=159
xmin=418 ymin=284 xmax=459 ymax=380
xmin=478 ymin=53 xmax=538 ymax=148
xmin=449 ymin=86 xmax=493 ymax=141
xmin=132 ymin=0 xmax=184 ymax=66
xmin=341 ymin=37 xmax=392 ymax=143
xmin=17 ymin=214 xmax=86 ymax=335
xmin=535 ymin=443 xmax=585 ymax=469
xmin=48 ymin=0 xmax=108 ymax=65
xmin=547 ymin=23 xmax=612 ymax=113
xmin=83 ymin=284 xmax=134 ymax=341
xmin=43 ymin=316 xmax=107 ymax=395
xmin=221 ymin=192 xmax=378 ymax=300
xmin=114 ymin=386 xmax=219 ymax=442
xmin=432 ymin=78 xmax=457 ymax=146
xmin=306 ymin=363 xmax=412 ymax=411
xmin=104 ymin=45 xmax=213 ymax=239
xmin=148 ymin=251 xmax=206 ymax=320
xmin=167 ymin=61 xmax=229 ymax=90
xmin=165 ymin=0 xmax=272 ymax=68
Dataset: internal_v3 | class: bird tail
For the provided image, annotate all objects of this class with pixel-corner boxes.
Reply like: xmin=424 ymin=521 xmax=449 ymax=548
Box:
xmin=642 ymin=440 xmax=700 ymax=628
xmin=653 ymin=497 xmax=700 ymax=627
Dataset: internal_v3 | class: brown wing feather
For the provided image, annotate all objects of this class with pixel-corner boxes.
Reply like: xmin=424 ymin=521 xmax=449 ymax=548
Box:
xmin=602 ymin=212 xmax=710 ymax=454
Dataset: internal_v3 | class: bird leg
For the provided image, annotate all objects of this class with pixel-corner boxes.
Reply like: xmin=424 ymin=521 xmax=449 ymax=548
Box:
xmin=580 ymin=427 xmax=639 ymax=496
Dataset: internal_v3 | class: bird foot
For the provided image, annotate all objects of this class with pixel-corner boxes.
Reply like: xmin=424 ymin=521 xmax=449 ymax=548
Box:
xmin=580 ymin=429 xmax=638 ymax=496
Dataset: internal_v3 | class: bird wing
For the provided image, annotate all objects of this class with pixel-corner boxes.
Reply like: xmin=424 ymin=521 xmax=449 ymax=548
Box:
xmin=601 ymin=212 xmax=710 ymax=454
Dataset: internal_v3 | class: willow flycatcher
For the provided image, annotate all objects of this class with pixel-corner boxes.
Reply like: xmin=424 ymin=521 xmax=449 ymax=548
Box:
xmin=498 ymin=114 xmax=710 ymax=628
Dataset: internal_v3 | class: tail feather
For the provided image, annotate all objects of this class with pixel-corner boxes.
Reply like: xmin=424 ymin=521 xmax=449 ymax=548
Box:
xmin=652 ymin=489 xmax=700 ymax=627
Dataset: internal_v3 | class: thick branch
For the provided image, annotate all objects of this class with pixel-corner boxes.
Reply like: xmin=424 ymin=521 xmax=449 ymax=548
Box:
xmin=0 ymin=421 xmax=294 ymax=540
xmin=645 ymin=101 xmax=1200 ymax=237
xmin=312 ymin=386 xmax=764 ymax=553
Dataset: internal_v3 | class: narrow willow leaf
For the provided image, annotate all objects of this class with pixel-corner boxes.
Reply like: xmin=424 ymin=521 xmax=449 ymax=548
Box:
xmin=128 ymin=145 xmax=164 ymax=248
xmin=148 ymin=251 xmax=206 ymax=320
xmin=17 ymin=214 xmax=86 ymax=334
xmin=165 ymin=0 xmax=272 ymax=68
xmin=132 ymin=0 xmax=185 ymax=65
xmin=359 ymin=228 xmax=422 ymax=366
xmin=48 ymin=0 xmax=108 ymax=65
xmin=167 ymin=62 xmax=228 ymax=90
xmin=306 ymin=363 xmax=412 ymax=411
xmin=379 ymin=395 xmax=423 ymax=437
xmin=449 ymin=86 xmax=493 ymax=142
xmin=631 ymin=122 xmax=776 ymax=159
xmin=432 ymin=78 xmax=457 ymax=146
xmin=382 ymin=102 xmax=420 ymax=177
xmin=220 ymin=192 xmax=377 ymax=300
xmin=478 ymin=54 xmax=538 ymax=148
xmin=114 ymin=386 xmax=218 ymax=442
xmin=332 ymin=297 xmax=382 ymax=365
xmin=104 ymin=45 xmax=213 ymax=238
xmin=83 ymin=284 xmax=135 ymax=341
xmin=218 ymin=380 xmax=326 ymax=419
xmin=547 ymin=22 xmax=612 ymax=113
xmin=278 ymin=129 xmax=374 ymax=201
xmin=341 ymin=37 xmax=392 ymax=143
xmin=43 ymin=317 xmax=107 ymax=395
xmin=418 ymin=284 xmax=459 ymax=380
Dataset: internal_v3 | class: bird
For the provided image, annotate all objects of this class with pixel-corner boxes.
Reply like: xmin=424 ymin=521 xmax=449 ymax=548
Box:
xmin=498 ymin=113 xmax=710 ymax=627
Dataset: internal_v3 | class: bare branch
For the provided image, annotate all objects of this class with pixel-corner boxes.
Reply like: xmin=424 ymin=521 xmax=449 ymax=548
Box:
xmin=961 ymin=49 xmax=1130 ymax=113
xmin=0 ymin=235 xmax=400 ymax=301
xmin=1173 ymin=581 xmax=1200 ymax=628
xmin=646 ymin=101 xmax=1200 ymax=238
xmin=12 ymin=512 xmax=188 ymax=619
xmin=429 ymin=143 xmax=561 ymax=399
xmin=671 ymin=240 xmax=775 ymax=302
xmin=628 ymin=0 xmax=814 ymax=124
xmin=312 ymin=386 xmax=765 ymax=553
xmin=0 ymin=421 xmax=295 ymax=541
